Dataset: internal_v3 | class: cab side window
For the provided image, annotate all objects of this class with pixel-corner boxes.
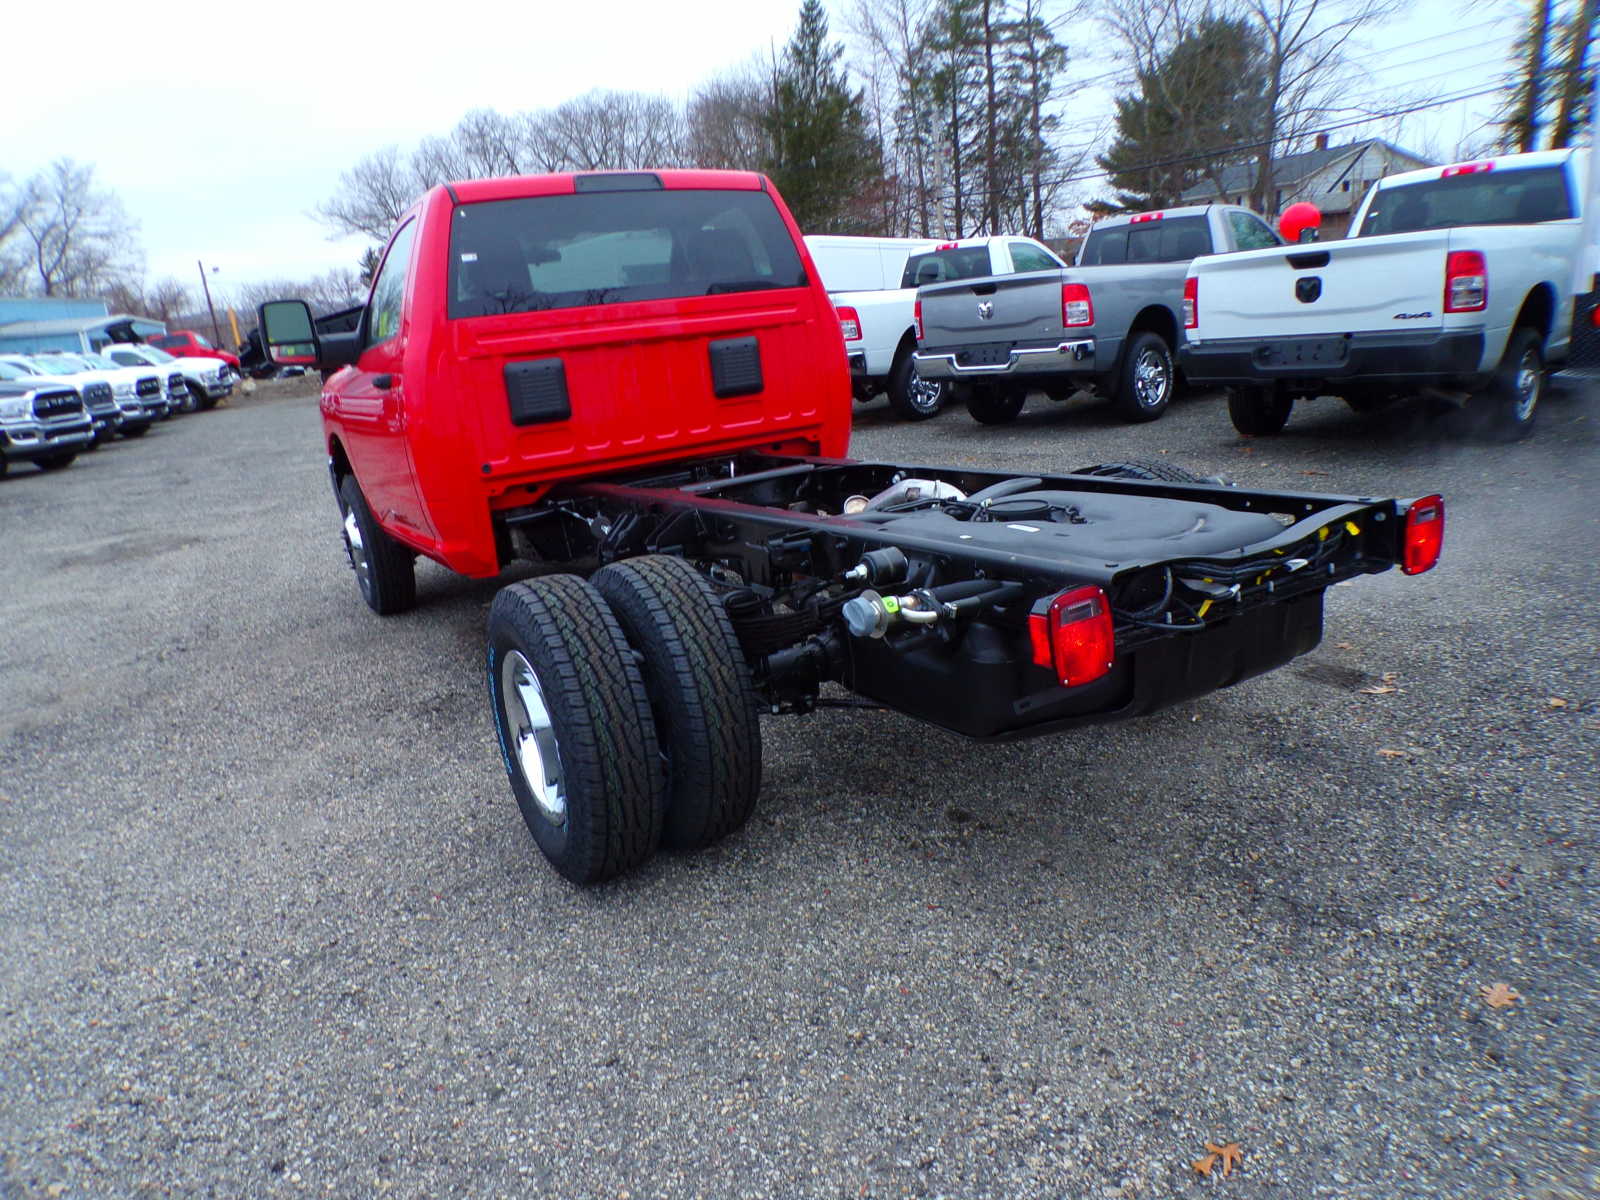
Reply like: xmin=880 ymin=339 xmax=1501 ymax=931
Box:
xmin=1008 ymin=242 xmax=1060 ymax=272
xmin=367 ymin=220 xmax=418 ymax=347
xmin=1227 ymin=210 xmax=1280 ymax=250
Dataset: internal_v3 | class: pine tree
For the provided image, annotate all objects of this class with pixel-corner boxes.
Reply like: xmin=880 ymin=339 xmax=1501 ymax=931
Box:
xmin=764 ymin=0 xmax=884 ymax=233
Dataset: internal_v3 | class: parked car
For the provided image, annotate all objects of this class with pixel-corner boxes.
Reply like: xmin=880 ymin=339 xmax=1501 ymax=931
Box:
xmin=1180 ymin=147 xmax=1595 ymax=440
xmin=0 ymin=380 xmax=94 ymax=476
xmin=0 ymin=352 xmax=162 ymax=433
xmin=101 ymin=343 xmax=233 ymax=411
xmin=0 ymin=358 xmax=119 ymax=446
xmin=145 ymin=329 xmax=241 ymax=372
xmin=254 ymin=167 xmax=1443 ymax=885
xmin=823 ymin=234 xmax=1067 ymax=420
xmin=914 ymin=205 xmax=1281 ymax=425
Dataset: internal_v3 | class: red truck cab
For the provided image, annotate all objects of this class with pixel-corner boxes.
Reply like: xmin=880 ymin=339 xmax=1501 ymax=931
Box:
xmin=274 ymin=170 xmax=849 ymax=579
xmin=145 ymin=330 xmax=242 ymax=370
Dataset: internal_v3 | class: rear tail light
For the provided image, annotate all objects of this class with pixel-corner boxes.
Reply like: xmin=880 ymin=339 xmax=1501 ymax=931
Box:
xmin=1062 ymin=283 xmax=1094 ymax=328
xmin=1028 ymin=585 xmax=1115 ymax=687
xmin=1401 ymin=494 xmax=1444 ymax=575
xmin=836 ymin=305 xmax=862 ymax=342
xmin=913 ymin=298 xmax=923 ymax=341
xmin=1182 ymin=276 xmax=1198 ymax=330
xmin=1444 ymin=250 xmax=1486 ymax=312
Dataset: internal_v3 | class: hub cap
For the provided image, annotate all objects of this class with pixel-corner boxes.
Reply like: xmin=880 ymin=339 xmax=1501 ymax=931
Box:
xmin=1513 ymin=350 xmax=1539 ymax=422
xmin=500 ymin=651 xmax=565 ymax=825
xmin=1133 ymin=347 xmax=1170 ymax=408
xmin=905 ymin=363 xmax=945 ymax=413
xmin=341 ymin=507 xmax=370 ymax=592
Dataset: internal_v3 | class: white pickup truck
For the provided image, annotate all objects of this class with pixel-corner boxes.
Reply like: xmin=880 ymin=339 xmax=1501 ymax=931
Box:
xmin=1180 ymin=148 xmax=1595 ymax=440
xmin=810 ymin=234 xmax=1067 ymax=420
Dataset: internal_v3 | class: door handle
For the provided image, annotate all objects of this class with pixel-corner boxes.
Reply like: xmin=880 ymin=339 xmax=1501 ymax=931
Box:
xmin=373 ymin=374 xmax=395 ymax=390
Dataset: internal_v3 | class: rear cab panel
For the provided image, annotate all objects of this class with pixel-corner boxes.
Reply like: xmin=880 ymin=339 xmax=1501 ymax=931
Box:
xmin=326 ymin=170 xmax=850 ymax=577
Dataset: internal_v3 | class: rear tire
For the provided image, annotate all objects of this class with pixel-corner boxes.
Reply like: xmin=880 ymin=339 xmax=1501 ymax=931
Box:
xmin=1481 ymin=326 xmax=1542 ymax=441
xmin=1228 ymin=386 xmax=1292 ymax=435
xmin=591 ymin=555 xmax=763 ymax=851
xmin=886 ymin=350 xmax=947 ymax=420
xmin=337 ymin=474 xmax=416 ymax=615
xmin=487 ymin=576 xmax=666 ymax=884
xmin=1111 ymin=331 xmax=1175 ymax=423
xmin=966 ymin=386 xmax=1026 ymax=425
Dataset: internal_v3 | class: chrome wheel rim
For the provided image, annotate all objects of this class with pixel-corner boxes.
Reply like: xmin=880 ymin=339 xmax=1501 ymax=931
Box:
xmin=906 ymin=363 xmax=945 ymax=413
xmin=1133 ymin=347 xmax=1170 ymax=408
xmin=341 ymin=506 xmax=371 ymax=593
xmin=500 ymin=650 xmax=565 ymax=825
xmin=1513 ymin=350 xmax=1539 ymax=422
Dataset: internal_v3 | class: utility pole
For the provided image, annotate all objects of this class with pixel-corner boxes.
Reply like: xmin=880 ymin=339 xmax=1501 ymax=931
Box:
xmin=197 ymin=259 xmax=223 ymax=347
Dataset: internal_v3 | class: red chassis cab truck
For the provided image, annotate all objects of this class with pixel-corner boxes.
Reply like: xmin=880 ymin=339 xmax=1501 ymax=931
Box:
xmin=146 ymin=330 xmax=241 ymax=371
xmin=259 ymin=169 xmax=1444 ymax=885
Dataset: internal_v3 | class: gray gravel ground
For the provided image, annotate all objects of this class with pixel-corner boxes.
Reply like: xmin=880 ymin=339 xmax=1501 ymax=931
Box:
xmin=1 ymin=377 xmax=1596 ymax=1199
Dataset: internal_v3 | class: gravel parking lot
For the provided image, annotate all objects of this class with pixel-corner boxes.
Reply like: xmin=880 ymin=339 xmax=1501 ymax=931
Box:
xmin=2 ymin=378 xmax=1596 ymax=1199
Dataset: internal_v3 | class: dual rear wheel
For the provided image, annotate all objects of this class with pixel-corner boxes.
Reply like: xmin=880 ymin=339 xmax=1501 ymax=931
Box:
xmin=487 ymin=555 xmax=763 ymax=884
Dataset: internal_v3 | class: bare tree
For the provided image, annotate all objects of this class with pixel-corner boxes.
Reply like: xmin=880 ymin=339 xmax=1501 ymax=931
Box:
xmin=0 ymin=172 xmax=38 ymax=292
xmin=1243 ymin=0 xmax=1397 ymax=213
xmin=848 ymin=0 xmax=944 ymax=234
xmin=687 ymin=68 xmax=777 ymax=170
xmin=1548 ymin=0 xmax=1598 ymax=147
xmin=16 ymin=159 xmax=141 ymax=297
xmin=530 ymin=91 xmax=685 ymax=171
xmin=145 ymin=277 xmax=192 ymax=323
xmin=315 ymin=146 xmax=424 ymax=241
xmin=1500 ymin=0 xmax=1555 ymax=151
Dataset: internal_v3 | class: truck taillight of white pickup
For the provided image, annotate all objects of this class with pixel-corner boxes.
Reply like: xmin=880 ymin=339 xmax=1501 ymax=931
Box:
xmin=1061 ymin=283 xmax=1094 ymax=327
xmin=1444 ymin=251 xmax=1487 ymax=313
xmin=836 ymin=305 xmax=862 ymax=342
xmin=1183 ymin=276 xmax=1198 ymax=330
xmin=1401 ymin=494 xmax=1445 ymax=575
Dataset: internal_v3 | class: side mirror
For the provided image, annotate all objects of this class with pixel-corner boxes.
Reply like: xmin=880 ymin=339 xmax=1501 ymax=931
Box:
xmin=258 ymin=300 xmax=319 ymax=366
xmin=1278 ymin=202 xmax=1323 ymax=244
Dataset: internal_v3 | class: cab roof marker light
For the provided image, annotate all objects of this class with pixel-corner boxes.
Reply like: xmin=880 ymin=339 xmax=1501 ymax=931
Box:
xmin=1441 ymin=161 xmax=1493 ymax=177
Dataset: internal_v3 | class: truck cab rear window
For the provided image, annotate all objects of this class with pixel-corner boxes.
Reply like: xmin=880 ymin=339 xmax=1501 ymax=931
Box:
xmin=1079 ymin=216 xmax=1211 ymax=266
xmin=901 ymin=247 xmax=994 ymax=287
xmin=447 ymin=190 xmax=808 ymax=318
xmin=1359 ymin=166 xmax=1573 ymax=236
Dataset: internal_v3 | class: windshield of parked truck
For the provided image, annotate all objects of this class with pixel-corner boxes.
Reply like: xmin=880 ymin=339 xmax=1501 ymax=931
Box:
xmin=1358 ymin=165 xmax=1573 ymax=236
xmin=900 ymin=246 xmax=995 ymax=287
xmin=1079 ymin=216 xmax=1215 ymax=266
xmin=446 ymin=188 xmax=809 ymax=318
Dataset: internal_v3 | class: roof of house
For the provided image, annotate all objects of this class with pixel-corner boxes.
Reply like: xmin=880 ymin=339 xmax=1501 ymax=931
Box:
xmin=1181 ymin=138 xmax=1432 ymax=202
xmin=0 ymin=313 xmax=163 ymax=337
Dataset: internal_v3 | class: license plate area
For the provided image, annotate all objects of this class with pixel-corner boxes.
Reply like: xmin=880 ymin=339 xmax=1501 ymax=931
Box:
xmin=1255 ymin=338 xmax=1348 ymax=368
xmin=955 ymin=342 xmax=1016 ymax=366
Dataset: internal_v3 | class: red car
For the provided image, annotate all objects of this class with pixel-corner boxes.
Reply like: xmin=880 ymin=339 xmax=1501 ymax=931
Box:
xmin=145 ymin=330 xmax=240 ymax=371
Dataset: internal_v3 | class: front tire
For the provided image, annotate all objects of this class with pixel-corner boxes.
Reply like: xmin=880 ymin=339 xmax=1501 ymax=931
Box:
xmin=36 ymin=452 xmax=76 ymax=471
xmin=1111 ymin=332 xmax=1175 ymax=423
xmin=337 ymin=474 xmax=416 ymax=615
xmin=1228 ymin=386 xmax=1292 ymax=435
xmin=886 ymin=351 xmax=947 ymax=420
xmin=120 ymin=422 xmax=150 ymax=438
xmin=965 ymin=386 xmax=1026 ymax=425
xmin=591 ymin=555 xmax=763 ymax=851
xmin=487 ymin=576 xmax=666 ymax=884
xmin=1482 ymin=327 xmax=1542 ymax=441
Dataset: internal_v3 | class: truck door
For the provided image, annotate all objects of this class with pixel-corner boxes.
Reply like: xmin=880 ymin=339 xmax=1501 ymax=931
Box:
xmin=336 ymin=219 xmax=435 ymax=541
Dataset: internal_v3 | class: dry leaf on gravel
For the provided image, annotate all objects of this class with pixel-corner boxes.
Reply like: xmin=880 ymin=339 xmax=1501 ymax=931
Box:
xmin=1193 ymin=1141 xmax=1243 ymax=1178
xmin=1334 ymin=641 xmax=1354 ymax=650
xmin=1361 ymin=672 xmax=1401 ymax=695
xmin=1377 ymin=748 xmax=1409 ymax=759
xmin=1546 ymin=697 xmax=1568 ymax=708
xmin=1481 ymin=982 xmax=1519 ymax=1009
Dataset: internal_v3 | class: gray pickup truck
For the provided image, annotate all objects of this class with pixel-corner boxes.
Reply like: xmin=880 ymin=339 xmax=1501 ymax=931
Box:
xmin=914 ymin=205 xmax=1282 ymax=425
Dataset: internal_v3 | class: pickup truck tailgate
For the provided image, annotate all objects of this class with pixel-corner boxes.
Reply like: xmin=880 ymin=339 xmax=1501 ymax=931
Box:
xmin=919 ymin=272 xmax=1068 ymax=344
xmin=1192 ymin=232 xmax=1451 ymax=340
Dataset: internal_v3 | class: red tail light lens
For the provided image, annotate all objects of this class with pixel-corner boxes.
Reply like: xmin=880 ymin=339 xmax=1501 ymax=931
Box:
xmin=1401 ymin=494 xmax=1444 ymax=575
xmin=1062 ymin=283 xmax=1094 ymax=327
xmin=1442 ymin=161 xmax=1494 ymax=177
xmin=836 ymin=305 xmax=862 ymax=342
xmin=1130 ymin=211 xmax=1163 ymax=223
xmin=1444 ymin=250 xmax=1486 ymax=312
xmin=1028 ymin=585 xmax=1115 ymax=686
xmin=913 ymin=298 xmax=923 ymax=341
xmin=1182 ymin=276 xmax=1198 ymax=329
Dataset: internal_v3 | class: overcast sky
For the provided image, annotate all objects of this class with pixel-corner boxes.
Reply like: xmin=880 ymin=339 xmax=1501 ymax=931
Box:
xmin=4 ymin=0 xmax=1528 ymax=303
